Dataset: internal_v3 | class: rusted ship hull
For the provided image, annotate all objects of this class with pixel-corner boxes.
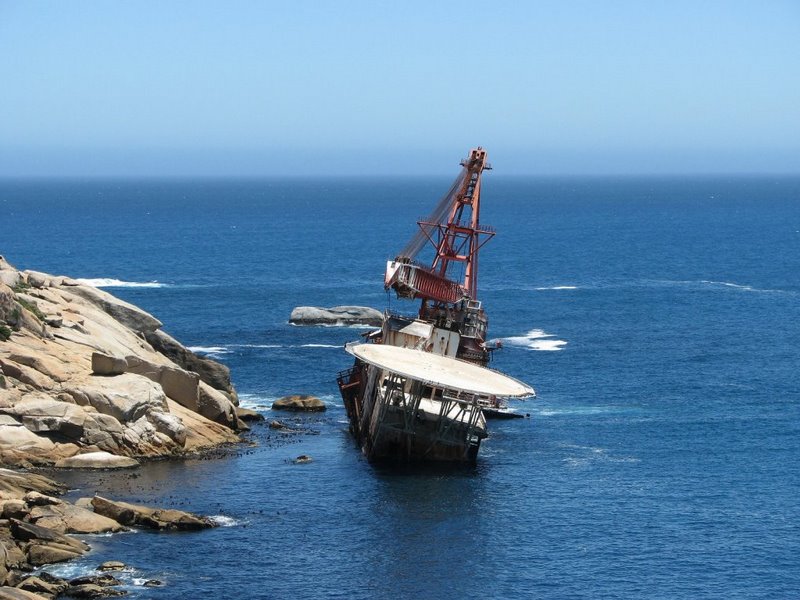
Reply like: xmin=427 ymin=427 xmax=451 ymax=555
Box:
xmin=338 ymin=362 xmax=486 ymax=463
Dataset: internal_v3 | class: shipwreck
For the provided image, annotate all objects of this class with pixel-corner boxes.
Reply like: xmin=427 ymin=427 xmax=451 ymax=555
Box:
xmin=337 ymin=147 xmax=534 ymax=463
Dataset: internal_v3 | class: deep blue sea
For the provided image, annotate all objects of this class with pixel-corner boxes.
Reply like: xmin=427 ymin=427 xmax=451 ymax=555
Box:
xmin=1 ymin=176 xmax=799 ymax=599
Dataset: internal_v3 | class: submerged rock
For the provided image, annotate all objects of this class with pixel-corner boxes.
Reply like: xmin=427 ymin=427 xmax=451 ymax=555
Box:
xmin=289 ymin=305 xmax=382 ymax=327
xmin=272 ymin=395 xmax=326 ymax=412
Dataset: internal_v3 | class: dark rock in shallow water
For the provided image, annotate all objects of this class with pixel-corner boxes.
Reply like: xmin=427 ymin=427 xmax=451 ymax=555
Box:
xmin=64 ymin=583 xmax=127 ymax=598
xmin=272 ymin=395 xmax=326 ymax=412
xmin=293 ymin=455 xmax=313 ymax=464
xmin=289 ymin=306 xmax=382 ymax=327
xmin=236 ymin=407 xmax=264 ymax=422
xmin=69 ymin=574 xmax=122 ymax=587
xmin=142 ymin=580 xmax=162 ymax=588
xmin=17 ymin=575 xmax=67 ymax=597
xmin=97 ymin=562 xmax=126 ymax=572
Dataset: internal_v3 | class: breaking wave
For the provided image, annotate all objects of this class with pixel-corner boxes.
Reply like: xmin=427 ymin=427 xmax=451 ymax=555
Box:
xmin=237 ymin=394 xmax=277 ymax=410
xmin=188 ymin=346 xmax=231 ymax=355
xmin=300 ymin=344 xmax=340 ymax=349
xmin=209 ymin=515 xmax=241 ymax=527
xmin=188 ymin=343 xmax=340 ymax=356
xmin=75 ymin=278 xmax=167 ymax=288
xmin=644 ymin=279 xmax=793 ymax=295
xmin=499 ymin=329 xmax=568 ymax=351
xmin=534 ymin=285 xmax=578 ymax=291
xmin=290 ymin=322 xmax=378 ymax=329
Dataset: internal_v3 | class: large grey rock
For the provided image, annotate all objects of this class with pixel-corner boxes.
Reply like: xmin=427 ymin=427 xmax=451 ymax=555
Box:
xmin=16 ymin=575 xmax=66 ymax=598
xmin=197 ymin=382 xmax=237 ymax=429
xmin=289 ymin=305 xmax=382 ymax=327
xmin=91 ymin=496 xmax=215 ymax=531
xmin=0 ymin=360 xmax=54 ymax=391
xmin=72 ymin=374 xmax=168 ymax=423
xmin=272 ymin=394 xmax=327 ymax=412
xmin=64 ymin=583 xmax=126 ymax=598
xmin=146 ymin=411 xmax=187 ymax=446
xmin=3 ymin=397 xmax=89 ymax=440
xmin=0 ymin=586 xmax=53 ymax=600
xmin=9 ymin=518 xmax=89 ymax=554
xmin=28 ymin=502 xmax=126 ymax=534
xmin=65 ymin=284 xmax=162 ymax=334
xmin=144 ymin=329 xmax=236 ymax=400
xmin=123 ymin=356 xmax=200 ymax=412
xmin=7 ymin=352 xmax=68 ymax=383
xmin=0 ymin=469 xmax=65 ymax=497
xmin=24 ymin=272 xmax=50 ymax=289
xmin=54 ymin=451 xmax=138 ymax=469
xmin=91 ymin=353 xmax=127 ymax=376
xmin=236 ymin=407 xmax=264 ymax=422
xmin=0 ymin=422 xmax=56 ymax=456
xmin=0 ymin=270 xmax=21 ymax=289
xmin=159 ymin=367 xmax=199 ymax=411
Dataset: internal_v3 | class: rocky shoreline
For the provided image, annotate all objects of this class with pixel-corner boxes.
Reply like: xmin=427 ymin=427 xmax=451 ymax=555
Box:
xmin=0 ymin=257 xmax=255 ymax=597
xmin=0 ymin=256 xmax=245 ymax=468
xmin=1 ymin=468 xmax=218 ymax=599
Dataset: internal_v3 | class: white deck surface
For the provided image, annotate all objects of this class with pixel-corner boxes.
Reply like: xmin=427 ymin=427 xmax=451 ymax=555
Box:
xmin=347 ymin=343 xmax=534 ymax=398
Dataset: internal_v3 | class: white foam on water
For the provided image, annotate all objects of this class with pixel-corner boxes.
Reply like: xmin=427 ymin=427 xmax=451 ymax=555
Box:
xmin=75 ymin=278 xmax=167 ymax=288
xmin=300 ymin=343 xmax=340 ymax=348
xmin=700 ymin=279 xmax=756 ymax=291
xmin=291 ymin=322 xmax=378 ymax=329
xmin=209 ymin=515 xmax=240 ymax=527
xmin=36 ymin=561 xmax=96 ymax=579
xmin=534 ymin=285 xmax=578 ymax=290
xmin=537 ymin=405 xmax=624 ymax=416
xmin=499 ymin=329 xmax=568 ymax=351
xmin=237 ymin=394 xmax=278 ymax=410
xmin=187 ymin=346 xmax=231 ymax=355
xmin=231 ymin=344 xmax=283 ymax=349
xmin=651 ymin=279 xmax=792 ymax=295
xmin=528 ymin=339 xmax=568 ymax=351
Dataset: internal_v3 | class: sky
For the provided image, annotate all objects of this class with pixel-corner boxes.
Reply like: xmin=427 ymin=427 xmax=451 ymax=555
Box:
xmin=0 ymin=1 xmax=798 ymax=176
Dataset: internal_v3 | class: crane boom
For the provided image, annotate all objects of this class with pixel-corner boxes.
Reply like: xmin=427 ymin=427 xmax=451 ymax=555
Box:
xmin=384 ymin=147 xmax=494 ymax=306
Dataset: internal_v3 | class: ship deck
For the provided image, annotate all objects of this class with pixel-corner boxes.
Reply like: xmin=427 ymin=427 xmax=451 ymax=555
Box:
xmin=346 ymin=343 xmax=534 ymax=398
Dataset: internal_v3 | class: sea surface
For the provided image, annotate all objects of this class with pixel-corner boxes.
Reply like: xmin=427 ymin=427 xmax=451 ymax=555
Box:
xmin=1 ymin=175 xmax=799 ymax=599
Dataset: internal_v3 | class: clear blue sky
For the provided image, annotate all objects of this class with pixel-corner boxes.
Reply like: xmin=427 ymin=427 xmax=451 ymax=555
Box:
xmin=1 ymin=1 xmax=798 ymax=176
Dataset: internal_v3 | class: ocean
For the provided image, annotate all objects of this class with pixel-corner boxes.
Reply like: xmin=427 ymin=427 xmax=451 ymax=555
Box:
xmin=1 ymin=175 xmax=799 ymax=599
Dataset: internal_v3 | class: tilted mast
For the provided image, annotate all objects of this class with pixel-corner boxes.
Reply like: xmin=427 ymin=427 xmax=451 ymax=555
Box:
xmin=384 ymin=147 xmax=494 ymax=308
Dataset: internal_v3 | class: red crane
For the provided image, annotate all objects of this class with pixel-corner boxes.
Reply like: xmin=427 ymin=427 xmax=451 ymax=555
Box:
xmin=384 ymin=147 xmax=495 ymax=364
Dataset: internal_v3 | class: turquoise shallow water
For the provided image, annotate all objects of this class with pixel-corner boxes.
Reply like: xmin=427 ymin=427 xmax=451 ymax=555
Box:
xmin=2 ymin=175 xmax=799 ymax=598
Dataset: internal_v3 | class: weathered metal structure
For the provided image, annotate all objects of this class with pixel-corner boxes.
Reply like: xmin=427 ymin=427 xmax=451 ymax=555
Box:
xmin=384 ymin=147 xmax=495 ymax=365
xmin=338 ymin=148 xmax=534 ymax=463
